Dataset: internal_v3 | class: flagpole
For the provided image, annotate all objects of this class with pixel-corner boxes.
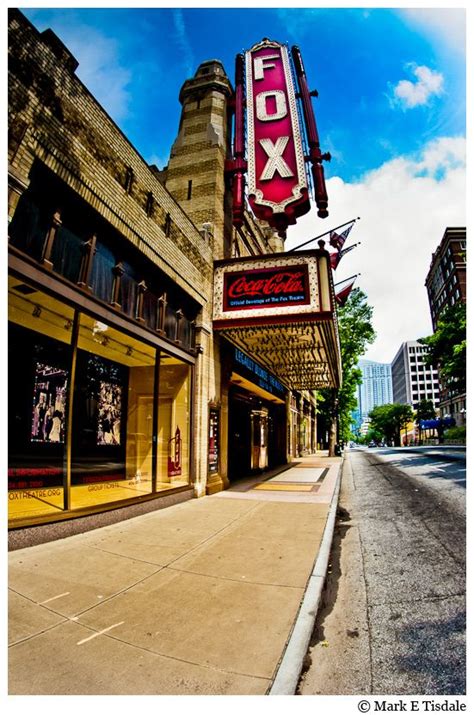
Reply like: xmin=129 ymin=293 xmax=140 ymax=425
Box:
xmin=334 ymin=273 xmax=361 ymax=287
xmin=340 ymin=242 xmax=361 ymax=254
xmin=332 ymin=242 xmax=361 ymax=269
xmin=287 ymin=217 xmax=360 ymax=253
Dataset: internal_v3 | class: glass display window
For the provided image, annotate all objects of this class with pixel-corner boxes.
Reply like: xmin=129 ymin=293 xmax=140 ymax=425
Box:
xmin=157 ymin=354 xmax=191 ymax=488
xmin=8 ymin=278 xmax=74 ymax=520
xmin=8 ymin=276 xmax=194 ymax=524
xmin=71 ymin=314 xmax=157 ymax=509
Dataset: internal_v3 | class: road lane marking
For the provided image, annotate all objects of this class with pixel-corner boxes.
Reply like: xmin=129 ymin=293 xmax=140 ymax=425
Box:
xmin=39 ymin=592 xmax=70 ymax=604
xmin=77 ymin=621 xmax=124 ymax=645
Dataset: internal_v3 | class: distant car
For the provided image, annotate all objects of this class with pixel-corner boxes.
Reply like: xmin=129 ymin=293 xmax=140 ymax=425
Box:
xmin=368 ymin=441 xmax=377 ymax=447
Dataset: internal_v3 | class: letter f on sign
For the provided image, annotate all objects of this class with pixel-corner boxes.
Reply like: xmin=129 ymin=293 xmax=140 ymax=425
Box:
xmin=253 ymin=54 xmax=279 ymax=80
xmin=259 ymin=137 xmax=294 ymax=180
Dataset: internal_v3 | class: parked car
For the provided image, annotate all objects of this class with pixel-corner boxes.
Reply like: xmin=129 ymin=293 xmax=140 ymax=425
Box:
xmin=368 ymin=441 xmax=377 ymax=447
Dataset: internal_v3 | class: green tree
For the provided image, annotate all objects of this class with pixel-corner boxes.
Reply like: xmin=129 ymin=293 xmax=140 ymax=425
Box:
xmin=415 ymin=398 xmax=436 ymax=422
xmin=364 ymin=427 xmax=384 ymax=445
xmin=368 ymin=403 xmax=414 ymax=447
xmin=420 ymin=302 xmax=466 ymax=393
xmin=319 ymin=288 xmax=376 ymax=455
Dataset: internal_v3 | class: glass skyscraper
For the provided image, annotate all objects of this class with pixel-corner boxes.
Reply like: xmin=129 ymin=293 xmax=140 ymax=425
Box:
xmin=354 ymin=359 xmax=393 ymax=430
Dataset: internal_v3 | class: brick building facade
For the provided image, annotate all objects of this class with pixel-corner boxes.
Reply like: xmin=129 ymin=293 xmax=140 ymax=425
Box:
xmin=8 ymin=10 xmax=326 ymax=527
xmin=424 ymin=227 xmax=466 ymax=425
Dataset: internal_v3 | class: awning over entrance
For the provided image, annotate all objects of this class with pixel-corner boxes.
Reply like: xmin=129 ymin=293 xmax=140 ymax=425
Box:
xmin=213 ymin=250 xmax=342 ymax=390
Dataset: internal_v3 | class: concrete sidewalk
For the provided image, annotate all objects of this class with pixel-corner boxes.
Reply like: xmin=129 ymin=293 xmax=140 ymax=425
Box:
xmin=8 ymin=454 xmax=342 ymax=696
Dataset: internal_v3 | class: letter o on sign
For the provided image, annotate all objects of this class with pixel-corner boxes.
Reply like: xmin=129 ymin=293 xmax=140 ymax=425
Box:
xmin=256 ymin=90 xmax=288 ymax=122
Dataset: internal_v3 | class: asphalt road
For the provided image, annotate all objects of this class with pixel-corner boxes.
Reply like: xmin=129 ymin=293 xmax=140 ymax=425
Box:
xmin=298 ymin=446 xmax=466 ymax=696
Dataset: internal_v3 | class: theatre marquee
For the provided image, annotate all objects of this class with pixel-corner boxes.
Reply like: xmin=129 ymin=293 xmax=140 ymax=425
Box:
xmin=213 ymin=249 xmax=341 ymax=390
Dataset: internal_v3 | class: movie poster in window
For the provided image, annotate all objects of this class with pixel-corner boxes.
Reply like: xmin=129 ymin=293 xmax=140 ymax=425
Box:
xmin=30 ymin=363 xmax=68 ymax=443
xmin=97 ymin=381 xmax=122 ymax=446
xmin=208 ymin=408 xmax=220 ymax=475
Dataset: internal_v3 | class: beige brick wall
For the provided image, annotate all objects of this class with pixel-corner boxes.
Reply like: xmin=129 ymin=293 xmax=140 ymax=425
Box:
xmin=8 ymin=9 xmax=213 ymax=308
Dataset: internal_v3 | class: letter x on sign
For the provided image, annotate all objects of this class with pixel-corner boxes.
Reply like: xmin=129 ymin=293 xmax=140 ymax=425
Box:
xmin=259 ymin=137 xmax=294 ymax=181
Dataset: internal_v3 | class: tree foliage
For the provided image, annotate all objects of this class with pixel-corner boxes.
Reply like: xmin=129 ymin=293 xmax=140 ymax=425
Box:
xmin=319 ymin=288 xmax=376 ymax=448
xmin=415 ymin=398 xmax=436 ymax=424
xmin=368 ymin=403 xmax=414 ymax=447
xmin=420 ymin=302 xmax=466 ymax=392
xmin=363 ymin=427 xmax=385 ymax=445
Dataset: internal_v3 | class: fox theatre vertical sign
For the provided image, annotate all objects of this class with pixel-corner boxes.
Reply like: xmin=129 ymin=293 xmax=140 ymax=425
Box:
xmin=229 ymin=38 xmax=329 ymax=233
xmin=246 ymin=40 xmax=310 ymax=234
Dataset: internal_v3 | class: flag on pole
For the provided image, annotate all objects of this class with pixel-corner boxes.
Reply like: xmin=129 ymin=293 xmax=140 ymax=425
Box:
xmin=330 ymin=251 xmax=340 ymax=270
xmin=329 ymin=223 xmax=353 ymax=251
xmin=340 ymin=243 xmax=359 ymax=259
xmin=335 ymin=275 xmax=358 ymax=306
xmin=330 ymin=242 xmax=360 ymax=270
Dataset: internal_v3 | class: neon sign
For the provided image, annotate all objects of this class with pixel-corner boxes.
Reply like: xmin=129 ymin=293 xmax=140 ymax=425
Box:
xmin=228 ymin=39 xmax=330 ymax=235
xmin=223 ymin=264 xmax=310 ymax=311
xmin=246 ymin=39 xmax=309 ymax=232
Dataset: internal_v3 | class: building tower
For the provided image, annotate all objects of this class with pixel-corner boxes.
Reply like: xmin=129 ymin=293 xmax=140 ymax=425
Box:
xmin=425 ymin=227 xmax=466 ymax=331
xmin=162 ymin=60 xmax=234 ymax=260
xmin=391 ymin=341 xmax=440 ymax=408
xmin=424 ymin=226 xmax=466 ymax=424
xmin=355 ymin=359 xmax=393 ymax=427
xmin=160 ymin=60 xmax=236 ymax=494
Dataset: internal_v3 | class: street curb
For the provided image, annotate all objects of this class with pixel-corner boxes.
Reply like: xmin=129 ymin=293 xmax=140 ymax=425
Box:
xmin=268 ymin=457 xmax=343 ymax=695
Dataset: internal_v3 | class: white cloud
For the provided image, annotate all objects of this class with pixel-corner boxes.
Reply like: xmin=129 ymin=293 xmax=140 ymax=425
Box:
xmin=398 ymin=8 xmax=466 ymax=57
xmin=391 ymin=64 xmax=444 ymax=109
xmin=286 ymin=137 xmax=466 ymax=364
xmin=414 ymin=136 xmax=465 ymax=176
xmin=172 ymin=8 xmax=194 ymax=78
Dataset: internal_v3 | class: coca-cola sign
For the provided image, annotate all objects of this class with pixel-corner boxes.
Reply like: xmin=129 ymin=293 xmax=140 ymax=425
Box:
xmin=245 ymin=39 xmax=310 ymax=231
xmin=213 ymin=251 xmax=341 ymax=391
xmin=223 ymin=264 xmax=310 ymax=311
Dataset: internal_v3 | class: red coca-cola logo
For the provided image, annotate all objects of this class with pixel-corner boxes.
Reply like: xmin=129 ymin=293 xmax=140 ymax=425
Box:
xmin=223 ymin=264 xmax=310 ymax=311
xmin=228 ymin=271 xmax=304 ymax=298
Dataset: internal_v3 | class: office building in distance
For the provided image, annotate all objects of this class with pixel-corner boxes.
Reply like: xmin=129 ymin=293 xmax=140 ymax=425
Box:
xmin=391 ymin=341 xmax=440 ymax=409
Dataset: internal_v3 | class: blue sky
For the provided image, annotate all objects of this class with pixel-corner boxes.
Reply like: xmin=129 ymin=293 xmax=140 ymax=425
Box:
xmin=21 ymin=6 xmax=465 ymax=180
xmin=19 ymin=5 xmax=467 ymax=363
